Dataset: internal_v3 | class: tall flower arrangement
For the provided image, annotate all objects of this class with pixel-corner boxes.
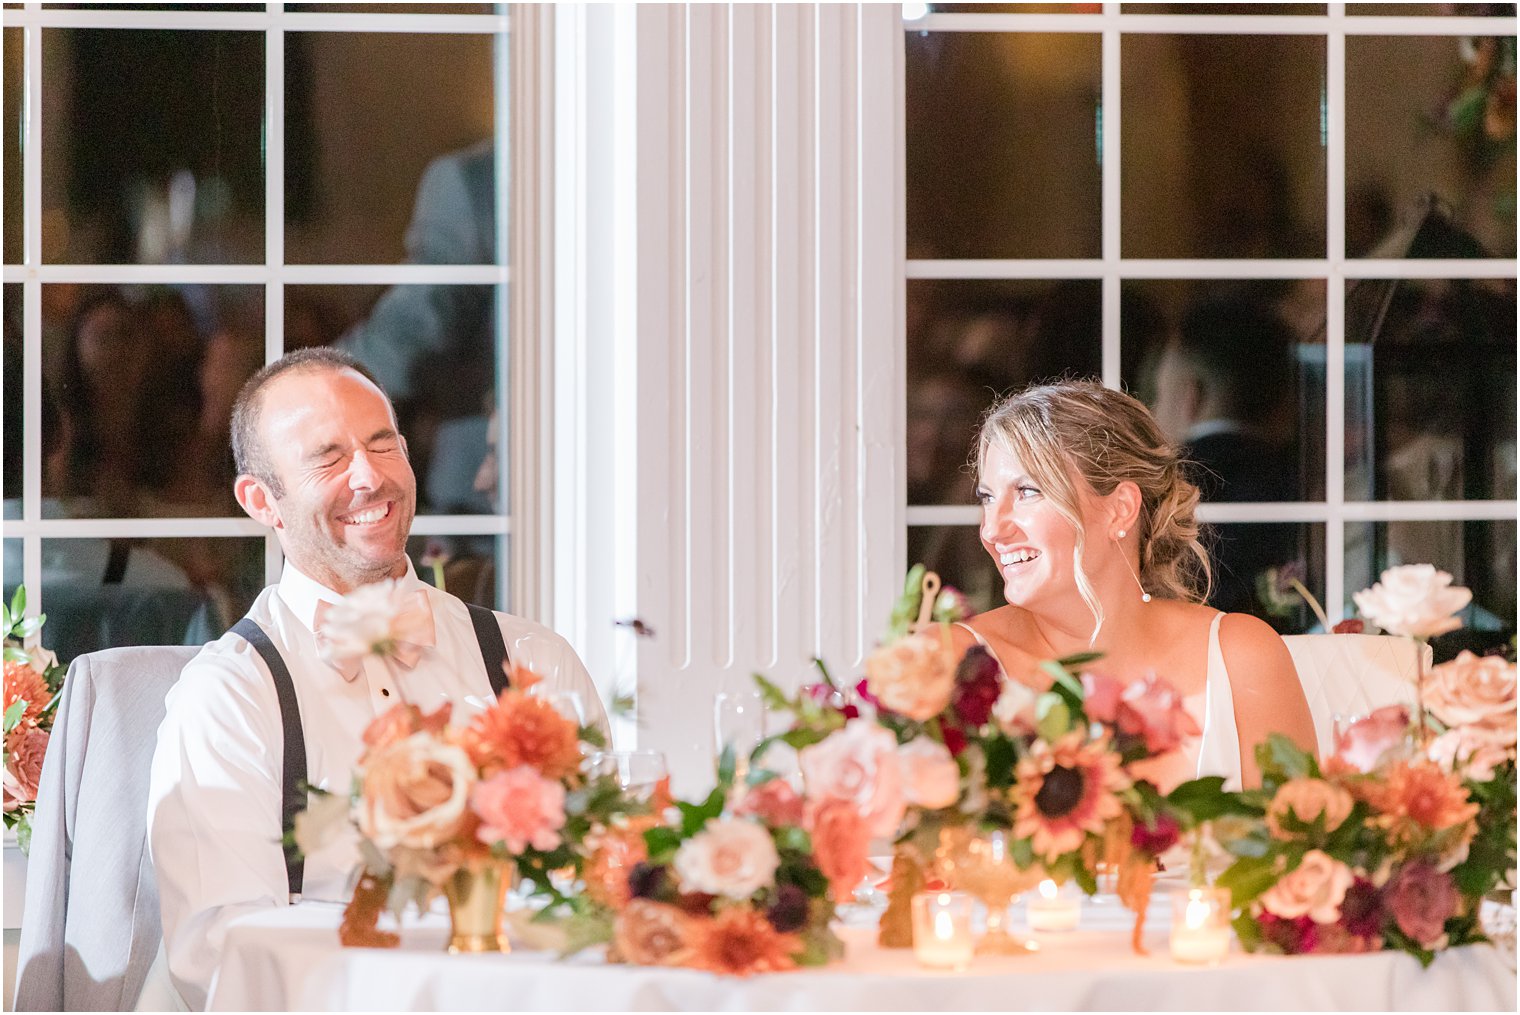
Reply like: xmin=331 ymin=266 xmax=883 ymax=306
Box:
xmin=2 ymin=587 xmax=66 ymax=852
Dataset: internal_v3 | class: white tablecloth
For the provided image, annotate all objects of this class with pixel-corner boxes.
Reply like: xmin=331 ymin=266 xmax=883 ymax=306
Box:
xmin=207 ymin=894 xmax=1517 ymax=1012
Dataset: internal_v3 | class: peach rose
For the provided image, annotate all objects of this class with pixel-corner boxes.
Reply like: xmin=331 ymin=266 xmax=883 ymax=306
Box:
xmin=357 ymin=732 xmax=476 ymax=850
xmin=1429 ymin=725 xmax=1513 ymax=782
xmin=863 ymin=631 xmax=955 ymax=721
xmin=672 ymin=818 xmax=780 ymax=900
xmin=1424 ymin=651 xmax=1516 ymax=731
xmin=1267 ymin=778 xmax=1355 ymax=839
xmin=1333 ymin=705 xmax=1412 ymax=773
xmin=808 ymin=798 xmax=871 ymax=904
xmin=799 ymin=719 xmax=906 ymax=838
xmin=992 ymin=677 xmax=1039 ymax=736
xmin=3 ymin=660 xmax=50 ymax=727
xmin=1115 ymin=674 xmax=1201 ymax=755
xmin=613 ymin=899 xmax=693 ymax=966
xmin=733 ymin=779 xmax=805 ymax=827
xmin=1259 ymin=849 xmax=1355 ymax=924
xmin=2 ymin=724 xmax=47 ymax=811
xmin=896 ymin=738 xmax=961 ymax=810
xmin=1352 ymin=565 xmax=1471 ymax=639
xmin=471 ymin=765 xmax=566 ymax=853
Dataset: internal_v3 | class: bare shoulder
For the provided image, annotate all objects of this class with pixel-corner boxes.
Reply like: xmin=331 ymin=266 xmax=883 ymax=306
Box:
xmin=1216 ymin=611 xmax=1295 ymax=668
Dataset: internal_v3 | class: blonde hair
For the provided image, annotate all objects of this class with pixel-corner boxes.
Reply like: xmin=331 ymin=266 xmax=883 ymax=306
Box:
xmin=975 ymin=380 xmax=1211 ymax=641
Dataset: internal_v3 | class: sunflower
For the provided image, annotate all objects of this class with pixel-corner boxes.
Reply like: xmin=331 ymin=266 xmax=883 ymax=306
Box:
xmin=1011 ymin=732 xmax=1129 ymax=862
xmin=685 ymin=907 xmax=802 ymax=976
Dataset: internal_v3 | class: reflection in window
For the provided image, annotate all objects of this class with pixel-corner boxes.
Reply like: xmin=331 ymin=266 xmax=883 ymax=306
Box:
xmin=4 ymin=28 xmax=21 ymax=265
xmin=1207 ymin=523 xmax=1326 ymax=635
xmin=907 ymin=525 xmax=1002 ymax=617
xmin=4 ymin=282 xmax=21 ymax=519
xmin=408 ymin=534 xmax=502 ymax=611
xmin=1345 ymin=520 xmax=1516 ymax=661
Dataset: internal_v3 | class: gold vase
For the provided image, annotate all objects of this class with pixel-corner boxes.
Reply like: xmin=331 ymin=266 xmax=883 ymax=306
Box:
xmin=938 ymin=826 xmax=1041 ymax=955
xmin=443 ymin=860 xmax=512 ymax=954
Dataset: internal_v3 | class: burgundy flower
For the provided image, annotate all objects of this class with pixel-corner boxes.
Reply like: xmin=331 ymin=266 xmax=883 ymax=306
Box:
xmin=801 ymin=683 xmax=859 ymax=720
xmin=1129 ymin=812 xmax=1181 ymax=855
xmin=1337 ymin=877 xmax=1385 ymax=940
xmin=1384 ymin=863 xmax=1456 ymax=946
xmin=940 ymin=723 xmax=968 ymax=757
xmin=765 ymin=883 xmax=810 ymax=933
xmin=853 ymin=678 xmax=880 ymax=711
xmin=628 ymin=862 xmax=668 ymax=901
xmin=951 ymin=647 xmax=1002 ymax=728
xmin=1258 ymin=912 xmax=1319 ymax=955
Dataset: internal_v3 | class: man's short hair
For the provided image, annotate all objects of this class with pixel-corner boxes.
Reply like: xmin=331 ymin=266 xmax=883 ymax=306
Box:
xmin=230 ymin=347 xmax=389 ymax=497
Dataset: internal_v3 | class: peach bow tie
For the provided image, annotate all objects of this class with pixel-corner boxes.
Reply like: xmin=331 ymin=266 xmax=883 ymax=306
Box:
xmin=312 ymin=589 xmax=436 ymax=682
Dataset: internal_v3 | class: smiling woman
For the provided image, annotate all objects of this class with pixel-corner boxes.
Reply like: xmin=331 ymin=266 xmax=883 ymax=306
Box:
xmin=955 ymin=380 xmax=1317 ymax=790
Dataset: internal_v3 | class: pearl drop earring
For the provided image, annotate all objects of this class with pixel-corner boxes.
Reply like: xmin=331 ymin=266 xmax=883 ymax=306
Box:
xmin=1113 ymin=528 xmax=1151 ymax=603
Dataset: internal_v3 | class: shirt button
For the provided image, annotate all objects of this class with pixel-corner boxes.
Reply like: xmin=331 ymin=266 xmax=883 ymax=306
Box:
xmin=381 ymin=688 xmax=390 ymax=697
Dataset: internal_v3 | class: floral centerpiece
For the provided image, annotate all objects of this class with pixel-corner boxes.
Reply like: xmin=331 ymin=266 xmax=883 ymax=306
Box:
xmin=3 ymin=587 xmax=66 ymax=852
xmin=755 ymin=565 xmax=1238 ymax=954
xmin=552 ymin=755 xmax=850 ymax=975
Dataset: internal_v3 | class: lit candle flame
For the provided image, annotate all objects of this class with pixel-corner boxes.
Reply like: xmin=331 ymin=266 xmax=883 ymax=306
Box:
xmin=1039 ymin=879 xmax=1058 ymax=900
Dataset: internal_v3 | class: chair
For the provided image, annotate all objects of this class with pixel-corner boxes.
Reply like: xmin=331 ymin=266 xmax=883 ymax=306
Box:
xmin=12 ymin=645 xmax=199 ymax=1012
xmin=1281 ymin=633 xmax=1429 ymax=759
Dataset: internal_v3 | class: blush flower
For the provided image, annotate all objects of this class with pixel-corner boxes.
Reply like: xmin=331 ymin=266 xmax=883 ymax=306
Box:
xmin=1259 ymin=849 xmax=1355 ymax=924
xmin=2 ymin=724 xmax=48 ymax=811
xmin=733 ymin=779 xmax=805 ymax=827
xmin=612 ymin=899 xmax=693 ymax=966
xmin=356 ymin=732 xmax=475 ymax=850
xmin=1352 ymin=564 xmax=1471 ymax=639
xmin=672 ymin=818 xmax=780 ymax=900
xmin=1423 ymin=651 xmax=1516 ymax=730
xmin=463 ymin=690 xmax=582 ymax=780
xmin=992 ymin=678 xmax=1039 ymax=736
xmin=1384 ymin=862 xmax=1457 ymax=947
xmin=470 ymin=765 xmax=567 ymax=853
xmin=862 ymin=630 xmax=956 ymax=721
xmin=808 ymin=798 xmax=871 ymax=904
xmin=1079 ymin=671 xmax=1124 ymax=725
xmin=896 ymin=738 xmax=961 ymax=810
xmin=3 ymin=660 xmax=50 ymax=727
xmin=798 ymin=719 xmax=906 ymax=838
xmin=1429 ymin=725 xmax=1513 ymax=782
xmin=686 ymin=907 xmax=801 ymax=976
xmin=1332 ymin=705 xmax=1412 ymax=773
xmin=1011 ymin=732 xmax=1129 ymax=862
xmin=1115 ymin=674 xmax=1201 ymax=755
xmin=314 ymin=579 xmax=435 ymax=665
xmin=1266 ymin=779 xmax=1355 ymax=839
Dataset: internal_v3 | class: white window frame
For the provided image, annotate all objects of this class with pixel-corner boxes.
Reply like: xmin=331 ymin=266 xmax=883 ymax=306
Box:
xmin=1 ymin=2 xmax=525 ymax=624
xmin=901 ymin=3 xmax=1519 ymax=621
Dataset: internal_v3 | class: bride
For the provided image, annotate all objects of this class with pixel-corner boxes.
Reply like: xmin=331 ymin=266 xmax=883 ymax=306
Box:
xmin=951 ymin=380 xmax=1316 ymax=789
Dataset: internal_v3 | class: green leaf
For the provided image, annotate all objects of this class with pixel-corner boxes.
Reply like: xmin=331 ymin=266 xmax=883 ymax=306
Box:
xmin=1214 ymin=855 xmax=1282 ymax=908
xmin=9 ymin=584 xmax=25 ymax=622
xmin=716 ymin=744 xmax=736 ymax=789
xmin=750 ymin=673 xmax=793 ymax=712
xmin=1166 ymin=778 xmax=1257 ymax=822
xmin=2 ymin=647 xmax=30 ymax=665
xmin=983 ymin=735 xmax=1016 ymax=790
xmin=811 ymin=657 xmax=837 ymax=691
xmin=15 ymin=616 xmax=43 ymax=639
xmin=1232 ymin=912 xmax=1262 ymax=953
xmin=1036 ymin=696 xmax=1071 ymax=742
xmin=2 ymin=699 xmax=24 ymax=734
xmin=15 ymin=814 xmax=32 ymax=855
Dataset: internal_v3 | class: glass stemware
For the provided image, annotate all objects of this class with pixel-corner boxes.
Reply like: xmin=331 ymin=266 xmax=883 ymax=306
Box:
xmin=530 ymin=686 xmax=588 ymax=727
xmin=585 ymin=749 xmax=668 ymax=801
xmin=713 ymin=688 xmax=768 ymax=775
xmin=939 ymin=826 xmax=1041 ymax=955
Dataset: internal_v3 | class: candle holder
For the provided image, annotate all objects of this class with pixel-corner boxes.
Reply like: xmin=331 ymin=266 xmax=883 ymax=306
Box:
xmin=1169 ymin=887 xmax=1231 ymax=965
xmin=911 ymin=891 xmax=976 ymax=970
xmin=939 ymin=827 xmax=1041 ymax=955
xmin=1026 ymin=878 xmax=1082 ymax=933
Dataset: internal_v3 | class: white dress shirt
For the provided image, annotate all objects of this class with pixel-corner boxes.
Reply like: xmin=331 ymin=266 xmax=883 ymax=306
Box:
xmin=145 ymin=559 xmax=606 ymax=1010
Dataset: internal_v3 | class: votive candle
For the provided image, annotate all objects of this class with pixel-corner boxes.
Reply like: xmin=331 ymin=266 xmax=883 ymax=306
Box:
xmin=1026 ymin=878 xmax=1081 ymax=932
xmin=1169 ymin=887 xmax=1231 ymax=965
xmin=911 ymin=891 xmax=975 ymax=970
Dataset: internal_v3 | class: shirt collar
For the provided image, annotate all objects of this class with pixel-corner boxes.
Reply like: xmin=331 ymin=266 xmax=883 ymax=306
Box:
xmin=277 ymin=557 xmax=424 ymax=633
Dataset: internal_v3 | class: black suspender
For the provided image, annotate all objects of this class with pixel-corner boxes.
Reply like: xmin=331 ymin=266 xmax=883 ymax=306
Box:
xmin=231 ymin=602 xmax=512 ymax=904
xmin=231 ymin=617 xmax=308 ymax=902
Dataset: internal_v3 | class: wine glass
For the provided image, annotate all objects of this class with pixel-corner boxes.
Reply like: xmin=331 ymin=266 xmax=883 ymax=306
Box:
xmin=530 ymin=686 xmax=588 ymax=727
xmin=586 ymin=749 xmax=668 ymax=801
xmin=713 ymin=689 xmax=768 ymax=774
xmin=940 ymin=827 xmax=1041 ymax=955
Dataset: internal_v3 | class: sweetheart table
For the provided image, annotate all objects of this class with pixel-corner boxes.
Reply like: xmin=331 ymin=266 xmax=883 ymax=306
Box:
xmin=206 ymin=894 xmax=1517 ymax=1012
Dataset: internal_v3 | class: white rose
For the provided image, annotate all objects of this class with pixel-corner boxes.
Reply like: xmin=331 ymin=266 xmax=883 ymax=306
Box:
xmin=896 ymin=738 xmax=961 ymax=810
xmin=672 ymin=817 xmax=780 ymax=899
xmin=991 ymin=678 xmax=1038 ymax=735
xmin=293 ymin=790 xmax=355 ymax=858
xmin=1352 ymin=565 xmax=1471 ymax=639
xmin=317 ymin=579 xmax=433 ymax=663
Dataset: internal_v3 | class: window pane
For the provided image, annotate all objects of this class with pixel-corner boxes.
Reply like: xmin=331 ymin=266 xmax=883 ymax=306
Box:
xmin=1122 ymin=3 xmax=1325 ymax=12
xmin=42 ymin=283 xmax=265 ymax=518
xmin=44 ymin=4 xmax=265 ymax=10
xmin=1122 ymin=278 xmax=1327 ymax=503
xmin=1345 ymin=519 xmax=1516 ymax=660
xmin=37 ymin=536 xmax=263 ymax=661
xmin=907 ymin=525 xmax=1002 ymax=617
xmin=287 ymin=283 xmax=498 ymax=516
xmin=4 ymin=282 xmax=20 ymax=519
xmin=407 ymin=534 xmax=501 ymax=611
xmin=1345 ymin=277 xmax=1516 ymax=502
xmin=1346 ymin=35 xmax=1516 ymax=258
xmin=1207 ymin=522 xmax=1326 ymax=635
xmin=284 ymin=32 xmax=496 ymax=265
xmin=1122 ymin=34 xmax=1327 ymax=258
xmin=294 ymin=4 xmax=497 ymax=13
xmin=41 ymin=29 xmax=265 ymax=264
xmin=907 ymin=279 xmax=1101 ymax=504
xmin=1349 ymin=3 xmax=1515 ymax=15
xmin=4 ymin=28 xmax=21 ymax=265
xmin=2 ymin=539 xmax=17 ymax=609
xmin=927 ymin=4 xmax=1096 ymax=12
xmin=906 ymin=32 xmax=1101 ymax=259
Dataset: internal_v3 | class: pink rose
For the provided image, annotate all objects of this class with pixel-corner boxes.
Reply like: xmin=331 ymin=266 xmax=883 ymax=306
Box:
xmin=1332 ymin=705 xmax=1411 ymax=773
xmin=1352 ymin=565 xmax=1471 ymax=639
xmin=2 ymin=725 xmax=47 ymax=811
xmin=992 ymin=678 xmax=1039 ymax=736
xmin=471 ymin=764 xmax=567 ymax=853
xmin=799 ymin=719 xmax=906 ymax=838
xmin=1259 ymin=849 xmax=1355 ymax=924
xmin=1266 ymin=779 xmax=1354 ymax=839
xmin=672 ymin=817 xmax=780 ymax=899
xmin=1424 ymin=651 xmax=1516 ymax=731
xmin=895 ymin=738 xmax=961 ymax=810
xmin=734 ymin=779 xmax=805 ymax=827
xmin=1429 ymin=725 xmax=1512 ymax=782
xmin=1116 ymin=674 xmax=1201 ymax=755
xmin=1384 ymin=862 xmax=1456 ymax=947
xmin=1080 ymin=671 xmax=1123 ymax=725
xmin=862 ymin=631 xmax=955 ymax=721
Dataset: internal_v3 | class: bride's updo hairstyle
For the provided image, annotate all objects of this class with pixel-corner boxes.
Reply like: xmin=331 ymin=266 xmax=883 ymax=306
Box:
xmin=976 ymin=380 xmax=1211 ymax=637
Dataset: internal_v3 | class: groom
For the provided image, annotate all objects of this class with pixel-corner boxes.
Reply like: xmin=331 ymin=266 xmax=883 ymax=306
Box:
xmin=146 ymin=348 xmax=607 ymax=1009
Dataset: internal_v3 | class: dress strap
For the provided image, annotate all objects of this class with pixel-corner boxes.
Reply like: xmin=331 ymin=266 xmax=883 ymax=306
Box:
xmin=953 ymin=621 xmax=1012 ymax=678
xmin=1198 ymin=611 xmax=1243 ymax=791
xmin=231 ymin=618 xmax=306 ymax=903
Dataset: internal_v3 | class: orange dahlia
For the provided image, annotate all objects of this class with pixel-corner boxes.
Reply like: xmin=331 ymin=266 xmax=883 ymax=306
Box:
xmin=1361 ymin=760 xmax=1479 ymax=846
xmin=3 ymin=660 xmax=49 ymax=727
xmin=462 ymin=691 xmax=582 ymax=780
xmin=584 ymin=816 xmax=659 ymax=907
xmin=686 ymin=907 xmax=801 ymax=976
xmin=1011 ymin=732 xmax=1129 ymax=862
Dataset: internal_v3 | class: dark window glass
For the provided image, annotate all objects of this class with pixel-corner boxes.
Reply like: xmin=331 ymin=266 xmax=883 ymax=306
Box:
xmin=906 ymin=32 xmax=1101 ymax=259
xmin=928 ymin=4 xmax=1096 ymax=11
xmin=284 ymin=32 xmax=496 ymax=265
xmin=1345 ymin=276 xmax=1516 ymax=503
xmin=907 ymin=525 xmax=1002 ymax=617
xmin=907 ymin=278 xmax=1101 ymax=505
xmin=2 ymin=539 xmax=17 ymax=607
xmin=287 ymin=283 xmax=499 ymax=516
xmin=1345 ymin=519 xmax=1516 ymax=660
xmin=292 ymin=4 xmax=497 ymax=13
xmin=1346 ymin=35 xmax=1516 ymax=259
xmin=1349 ymin=3 xmax=1515 ymax=15
xmin=1122 ymin=34 xmax=1327 ymax=258
xmin=4 ymin=282 xmax=20 ymax=520
xmin=41 ymin=29 xmax=265 ymax=264
xmin=1122 ymin=278 xmax=1327 ymax=504
xmin=35 ymin=536 xmax=263 ymax=661
xmin=1206 ymin=522 xmax=1326 ymax=634
xmin=4 ymin=28 xmax=22 ymax=265
xmin=407 ymin=534 xmax=501 ymax=611
xmin=41 ymin=283 xmax=265 ymax=519
xmin=1122 ymin=3 xmax=1325 ymax=11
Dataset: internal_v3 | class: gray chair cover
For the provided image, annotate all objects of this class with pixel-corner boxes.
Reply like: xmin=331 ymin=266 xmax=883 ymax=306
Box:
xmin=13 ymin=646 xmax=198 ymax=1012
